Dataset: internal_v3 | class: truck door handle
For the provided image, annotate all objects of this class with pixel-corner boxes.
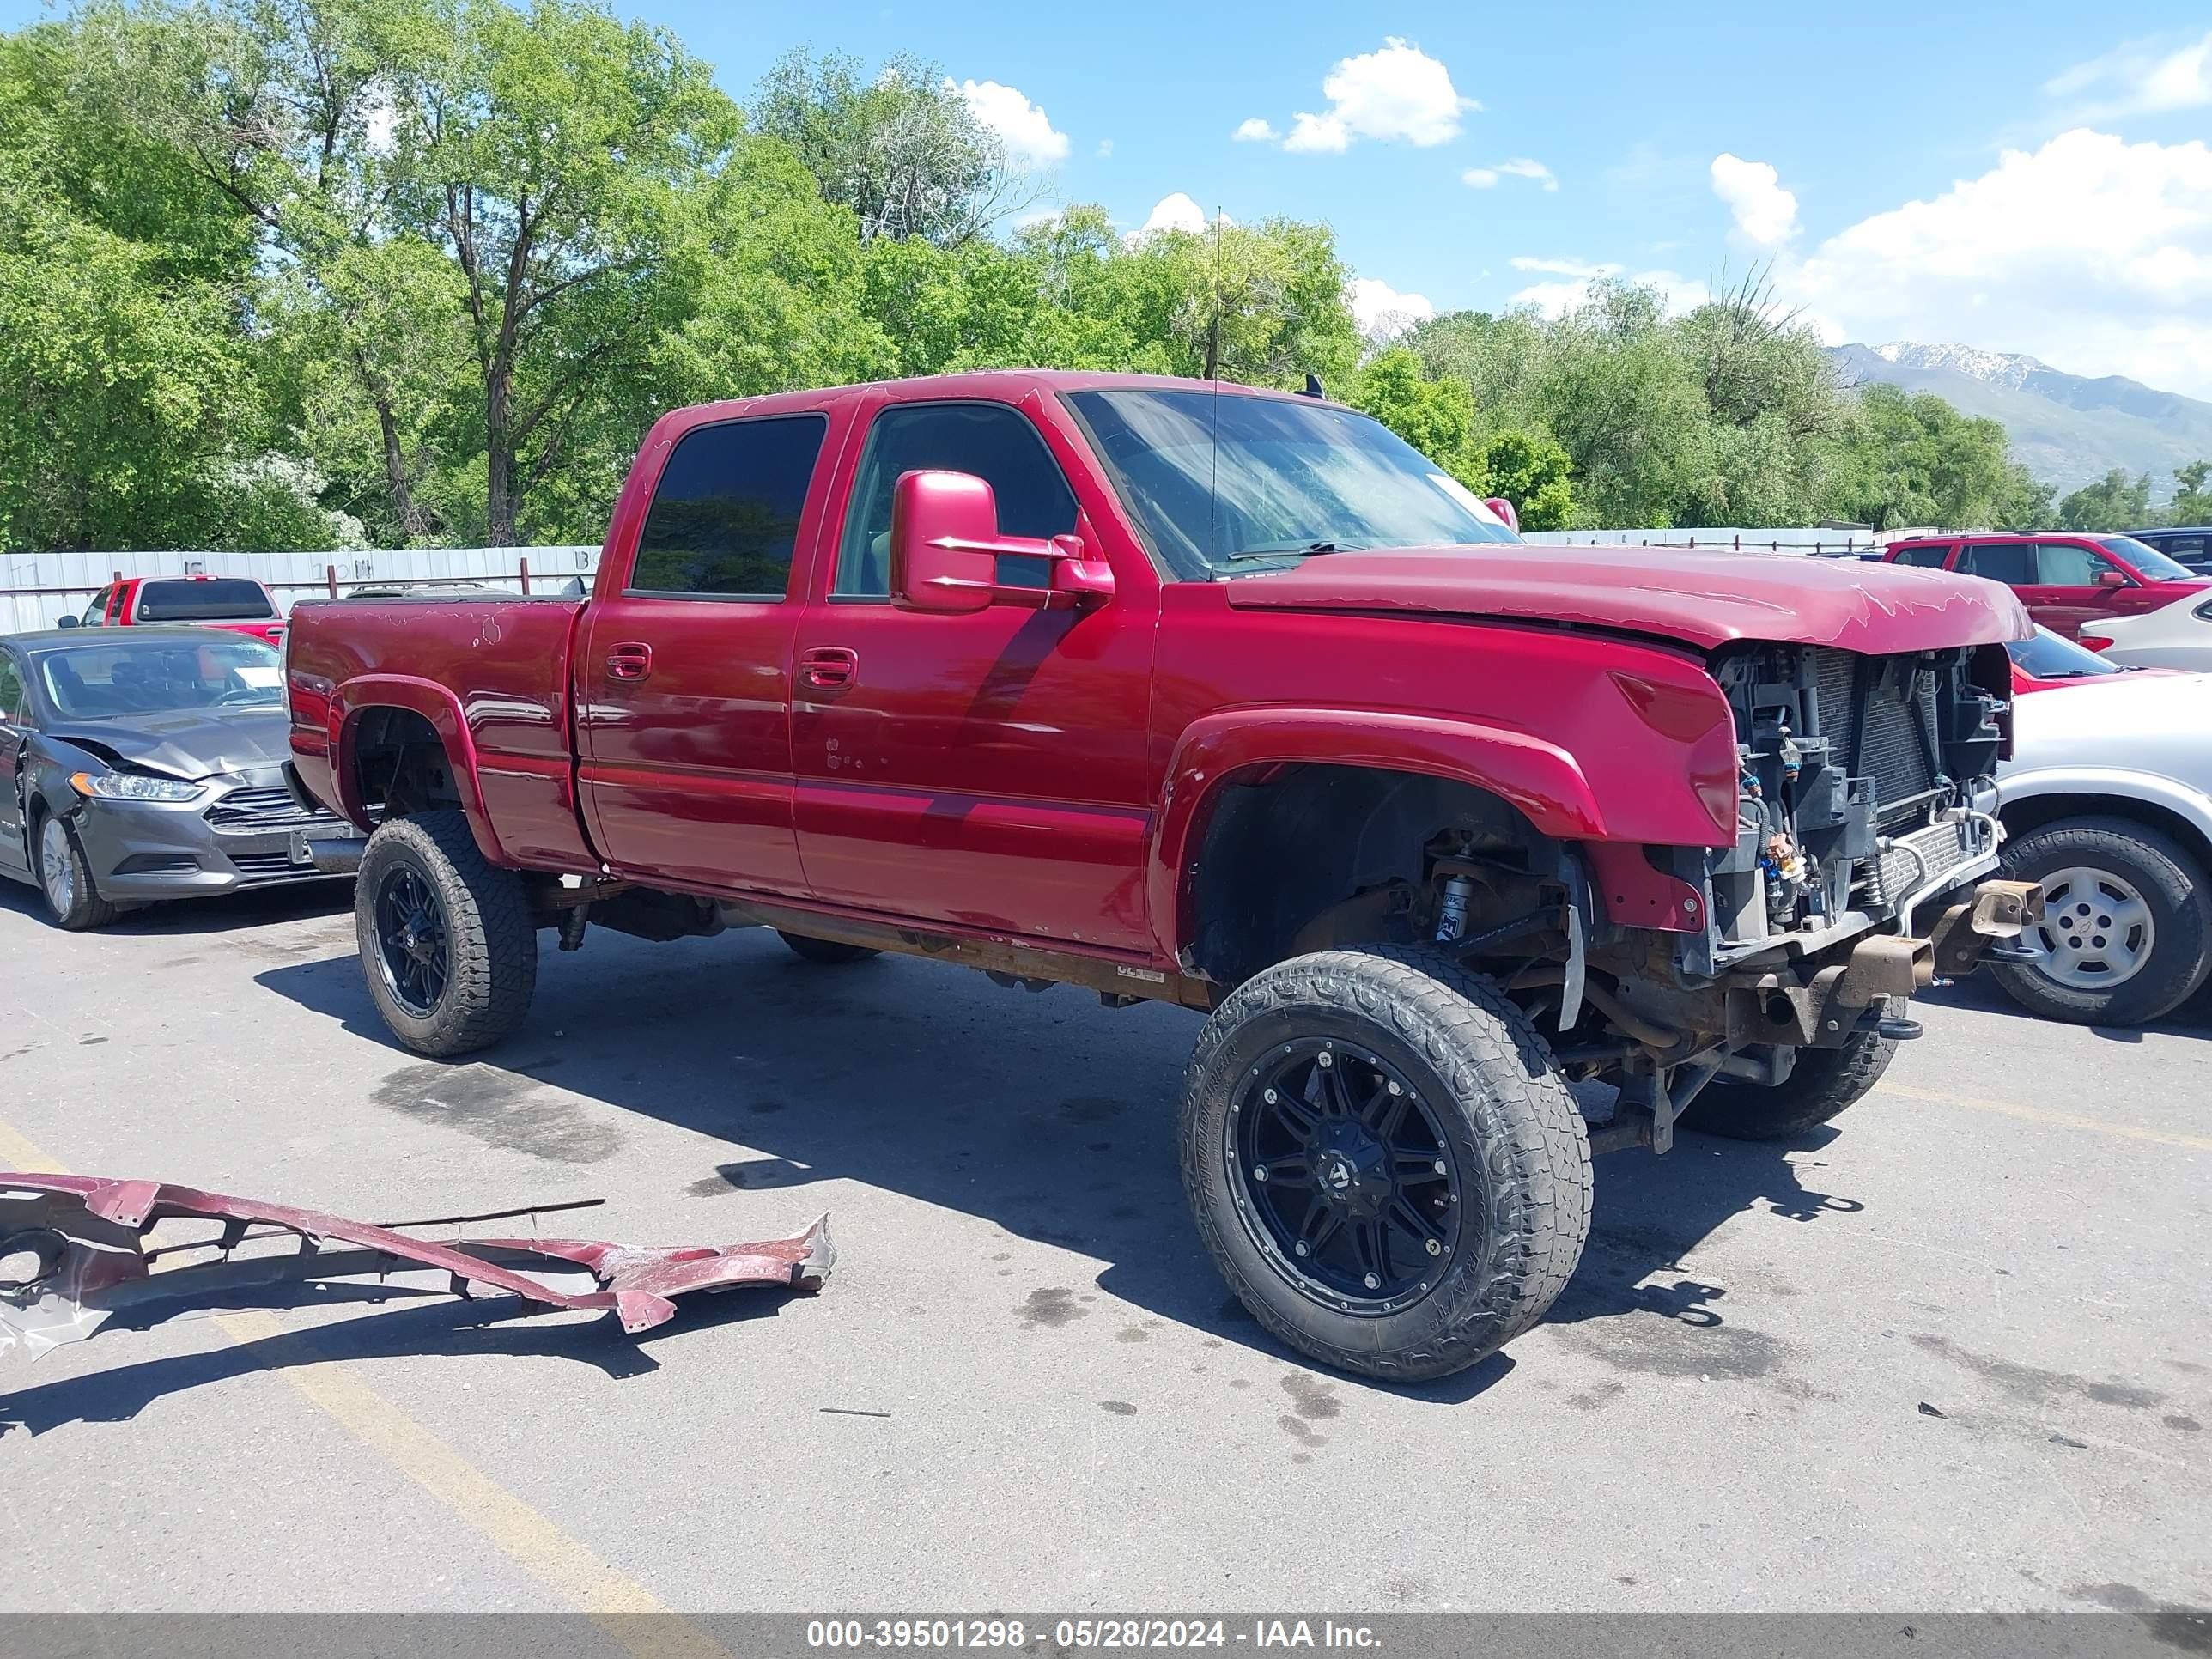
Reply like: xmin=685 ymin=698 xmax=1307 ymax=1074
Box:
xmin=605 ymin=642 xmax=653 ymax=681
xmin=800 ymin=647 xmax=859 ymax=691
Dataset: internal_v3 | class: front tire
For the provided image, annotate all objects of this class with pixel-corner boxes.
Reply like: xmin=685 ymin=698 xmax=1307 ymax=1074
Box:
xmin=776 ymin=931 xmax=880 ymax=966
xmin=1679 ymin=1020 xmax=1897 ymax=1141
xmin=1181 ymin=945 xmax=1591 ymax=1382
xmin=356 ymin=810 xmax=537 ymax=1058
xmin=34 ymin=809 xmax=119 ymax=932
xmin=1990 ymin=817 xmax=2212 ymax=1027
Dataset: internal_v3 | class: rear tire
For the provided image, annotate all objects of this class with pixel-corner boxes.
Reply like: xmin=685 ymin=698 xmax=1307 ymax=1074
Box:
xmin=1679 ymin=1019 xmax=1897 ymax=1141
xmin=776 ymin=931 xmax=880 ymax=966
xmin=1990 ymin=817 xmax=2211 ymax=1027
xmin=1181 ymin=945 xmax=1591 ymax=1382
xmin=356 ymin=810 xmax=537 ymax=1058
xmin=33 ymin=808 xmax=119 ymax=932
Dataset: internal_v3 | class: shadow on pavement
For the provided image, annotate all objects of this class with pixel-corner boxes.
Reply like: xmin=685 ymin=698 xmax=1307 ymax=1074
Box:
xmin=1915 ymin=967 xmax=2212 ymax=1043
xmin=0 ymin=1281 xmax=799 ymax=1437
xmin=0 ymin=872 xmax=352 ymax=936
xmin=235 ymin=928 xmax=1877 ymax=1400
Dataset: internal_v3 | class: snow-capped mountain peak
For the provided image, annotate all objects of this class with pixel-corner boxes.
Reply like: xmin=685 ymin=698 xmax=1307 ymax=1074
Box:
xmin=1871 ymin=342 xmax=2047 ymax=391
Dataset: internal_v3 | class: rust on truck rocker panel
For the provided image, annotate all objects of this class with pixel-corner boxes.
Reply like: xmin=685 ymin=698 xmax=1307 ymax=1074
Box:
xmin=0 ymin=1173 xmax=831 ymax=1353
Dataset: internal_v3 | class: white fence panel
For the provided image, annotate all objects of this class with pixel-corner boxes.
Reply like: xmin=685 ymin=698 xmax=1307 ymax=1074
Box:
xmin=1 ymin=545 xmax=600 ymax=635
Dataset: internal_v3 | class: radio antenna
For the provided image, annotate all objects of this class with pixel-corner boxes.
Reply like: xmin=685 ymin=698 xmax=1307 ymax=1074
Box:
xmin=1208 ymin=204 xmax=1223 ymax=568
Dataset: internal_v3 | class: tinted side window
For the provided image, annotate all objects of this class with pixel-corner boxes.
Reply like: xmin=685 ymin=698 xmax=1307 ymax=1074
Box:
xmin=836 ymin=403 xmax=1079 ymax=597
xmin=0 ymin=656 xmax=22 ymax=721
xmin=1893 ymin=544 xmax=1952 ymax=568
xmin=629 ymin=415 xmax=829 ymax=599
xmin=1957 ymin=544 xmax=2037 ymax=586
xmin=2037 ymin=544 xmax=2116 ymax=586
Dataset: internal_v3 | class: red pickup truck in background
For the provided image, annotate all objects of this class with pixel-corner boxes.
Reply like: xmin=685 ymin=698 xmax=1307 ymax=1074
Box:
xmin=62 ymin=574 xmax=288 ymax=647
xmin=1882 ymin=532 xmax=2212 ymax=640
xmin=285 ymin=370 xmax=2039 ymax=1381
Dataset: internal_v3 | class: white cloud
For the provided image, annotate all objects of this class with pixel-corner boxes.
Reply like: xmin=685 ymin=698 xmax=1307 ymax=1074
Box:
xmin=1232 ymin=118 xmax=1280 ymax=143
xmin=955 ymin=79 xmax=1069 ymax=167
xmin=1137 ymin=192 xmax=1210 ymax=236
xmin=1785 ymin=127 xmax=2212 ymax=397
xmin=1348 ymin=276 xmax=1436 ymax=339
xmin=1095 ymin=138 xmax=1114 ymax=159
xmin=1257 ymin=38 xmax=1475 ymax=155
xmin=1464 ymin=157 xmax=1555 ymax=191
xmin=2045 ymin=29 xmax=2211 ymax=118
xmin=1506 ymin=257 xmax=1710 ymax=319
xmin=1710 ymin=153 xmax=1798 ymax=246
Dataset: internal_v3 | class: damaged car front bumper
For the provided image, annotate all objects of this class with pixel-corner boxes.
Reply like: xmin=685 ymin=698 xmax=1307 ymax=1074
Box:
xmin=0 ymin=1174 xmax=833 ymax=1356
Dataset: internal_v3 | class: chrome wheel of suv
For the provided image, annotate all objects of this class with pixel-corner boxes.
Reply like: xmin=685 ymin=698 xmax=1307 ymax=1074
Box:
xmin=2027 ymin=865 xmax=2154 ymax=990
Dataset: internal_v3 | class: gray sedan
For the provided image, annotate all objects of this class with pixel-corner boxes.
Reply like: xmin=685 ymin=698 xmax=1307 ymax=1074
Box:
xmin=0 ymin=628 xmax=343 ymax=929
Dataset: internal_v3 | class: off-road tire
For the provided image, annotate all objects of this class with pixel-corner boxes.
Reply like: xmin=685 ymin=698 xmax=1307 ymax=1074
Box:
xmin=33 ymin=805 xmax=119 ymax=932
xmin=356 ymin=810 xmax=537 ymax=1058
xmin=776 ymin=931 xmax=880 ymax=966
xmin=1990 ymin=817 xmax=2212 ymax=1027
xmin=1679 ymin=1018 xmax=1897 ymax=1141
xmin=1181 ymin=945 xmax=1591 ymax=1382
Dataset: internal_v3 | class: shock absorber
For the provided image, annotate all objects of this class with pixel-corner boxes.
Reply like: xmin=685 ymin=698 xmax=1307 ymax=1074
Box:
xmin=1435 ymin=874 xmax=1474 ymax=943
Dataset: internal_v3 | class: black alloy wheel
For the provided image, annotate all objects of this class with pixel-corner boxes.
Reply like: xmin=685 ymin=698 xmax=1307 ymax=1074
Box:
xmin=1231 ymin=1037 xmax=1459 ymax=1315
xmin=374 ymin=860 xmax=450 ymax=1017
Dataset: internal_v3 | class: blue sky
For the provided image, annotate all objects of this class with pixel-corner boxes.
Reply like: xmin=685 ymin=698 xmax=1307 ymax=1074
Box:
xmin=9 ymin=0 xmax=2210 ymax=393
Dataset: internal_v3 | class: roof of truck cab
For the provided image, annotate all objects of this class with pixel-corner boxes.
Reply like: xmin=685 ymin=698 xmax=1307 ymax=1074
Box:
xmin=663 ymin=369 xmax=1334 ymax=425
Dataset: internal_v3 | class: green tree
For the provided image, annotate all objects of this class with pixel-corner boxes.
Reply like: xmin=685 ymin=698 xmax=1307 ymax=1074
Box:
xmin=0 ymin=20 xmax=344 ymax=550
xmin=1474 ymin=431 xmax=1576 ymax=531
xmin=2057 ymin=468 xmax=2154 ymax=532
xmin=2168 ymin=459 xmax=2210 ymax=525
xmin=752 ymin=47 xmax=1034 ymax=246
xmin=1830 ymin=383 xmax=2017 ymax=531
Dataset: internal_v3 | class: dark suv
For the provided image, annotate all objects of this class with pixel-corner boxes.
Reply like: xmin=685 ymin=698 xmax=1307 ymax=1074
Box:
xmin=2126 ymin=526 xmax=2212 ymax=576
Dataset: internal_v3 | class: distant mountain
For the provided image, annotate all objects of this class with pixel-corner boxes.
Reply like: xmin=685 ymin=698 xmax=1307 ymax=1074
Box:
xmin=1827 ymin=342 xmax=2212 ymax=503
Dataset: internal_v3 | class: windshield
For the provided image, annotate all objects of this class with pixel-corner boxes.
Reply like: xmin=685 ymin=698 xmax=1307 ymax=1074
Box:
xmin=2008 ymin=626 xmax=2124 ymax=681
xmin=1066 ymin=388 xmax=1521 ymax=580
xmin=2095 ymin=537 xmax=2197 ymax=582
xmin=34 ymin=637 xmax=284 ymax=720
xmin=135 ymin=578 xmax=276 ymax=622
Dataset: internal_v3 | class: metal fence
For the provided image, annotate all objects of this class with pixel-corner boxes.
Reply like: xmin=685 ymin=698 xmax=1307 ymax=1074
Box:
xmin=0 ymin=545 xmax=601 ymax=635
xmin=1522 ymin=528 xmax=1891 ymax=557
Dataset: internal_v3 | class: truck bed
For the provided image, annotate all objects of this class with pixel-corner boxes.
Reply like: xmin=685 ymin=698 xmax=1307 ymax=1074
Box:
xmin=285 ymin=594 xmax=592 ymax=868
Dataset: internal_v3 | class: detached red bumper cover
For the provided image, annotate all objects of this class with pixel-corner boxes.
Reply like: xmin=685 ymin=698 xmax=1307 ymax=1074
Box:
xmin=0 ymin=1173 xmax=832 ymax=1354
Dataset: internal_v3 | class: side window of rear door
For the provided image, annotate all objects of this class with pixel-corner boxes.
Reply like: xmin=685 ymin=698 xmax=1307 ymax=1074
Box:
xmin=625 ymin=414 xmax=830 ymax=601
xmin=833 ymin=402 xmax=1079 ymax=598
xmin=1956 ymin=543 xmax=2037 ymax=586
xmin=1893 ymin=544 xmax=1952 ymax=568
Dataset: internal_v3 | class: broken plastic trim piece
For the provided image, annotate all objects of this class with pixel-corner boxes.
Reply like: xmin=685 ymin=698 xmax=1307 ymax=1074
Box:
xmin=0 ymin=1173 xmax=832 ymax=1355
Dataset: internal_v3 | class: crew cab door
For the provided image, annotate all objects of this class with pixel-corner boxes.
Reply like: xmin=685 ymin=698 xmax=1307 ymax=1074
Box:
xmin=2030 ymin=539 xmax=2133 ymax=639
xmin=788 ymin=395 xmax=1159 ymax=953
xmin=0 ymin=650 xmax=31 ymax=876
xmin=575 ymin=408 xmax=847 ymax=896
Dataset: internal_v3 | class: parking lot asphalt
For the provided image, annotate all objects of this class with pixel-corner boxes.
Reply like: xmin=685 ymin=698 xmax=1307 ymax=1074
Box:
xmin=1 ymin=878 xmax=2207 ymax=1618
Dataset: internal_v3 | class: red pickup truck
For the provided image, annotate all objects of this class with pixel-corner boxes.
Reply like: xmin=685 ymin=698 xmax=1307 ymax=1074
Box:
xmin=285 ymin=370 xmax=2039 ymax=1381
xmin=63 ymin=574 xmax=289 ymax=647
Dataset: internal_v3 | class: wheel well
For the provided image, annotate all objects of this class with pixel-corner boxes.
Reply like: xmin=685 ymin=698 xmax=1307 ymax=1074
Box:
xmin=348 ymin=707 xmax=463 ymax=822
xmin=2000 ymin=793 xmax=2212 ymax=878
xmin=1187 ymin=763 xmax=1560 ymax=986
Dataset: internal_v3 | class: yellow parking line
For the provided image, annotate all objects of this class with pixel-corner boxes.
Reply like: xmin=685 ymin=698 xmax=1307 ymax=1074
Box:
xmin=1875 ymin=1083 xmax=2212 ymax=1152
xmin=1 ymin=1117 xmax=725 ymax=1658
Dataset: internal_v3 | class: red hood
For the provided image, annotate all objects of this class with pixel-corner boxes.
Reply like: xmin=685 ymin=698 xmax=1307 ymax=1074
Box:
xmin=1224 ymin=545 xmax=2032 ymax=654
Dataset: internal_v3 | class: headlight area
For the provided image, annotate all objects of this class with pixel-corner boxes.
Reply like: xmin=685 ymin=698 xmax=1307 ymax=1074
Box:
xmin=69 ymin=770 xmax=207 ymax=804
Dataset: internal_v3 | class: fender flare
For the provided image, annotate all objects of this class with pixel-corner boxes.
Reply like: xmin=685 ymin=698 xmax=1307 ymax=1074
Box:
xmin=1146 ymin=708 xmax=1609 ymax=963
xmin=1996 ymin=766 xmax=2212 ymax=861
xmin=328 ymin=674 xmax=508 ymax=864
